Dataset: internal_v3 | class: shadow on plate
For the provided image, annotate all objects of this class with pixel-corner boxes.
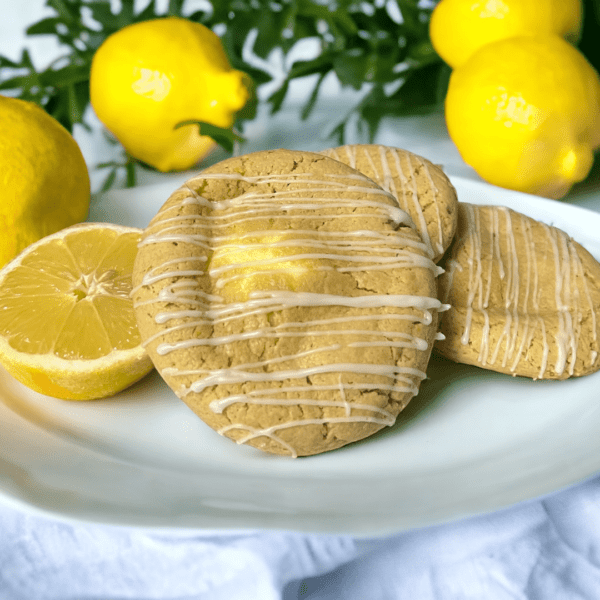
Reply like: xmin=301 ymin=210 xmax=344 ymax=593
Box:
xmin=338 ymin=352 xmax=505 ymax=452
xmin=0 ymin=367 xmax=173 ymax=448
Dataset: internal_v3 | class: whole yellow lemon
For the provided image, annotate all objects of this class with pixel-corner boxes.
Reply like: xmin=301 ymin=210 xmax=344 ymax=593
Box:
xmin=0 ymin=95 xmax=90 ymax=268
xmin=445 ymin=35 xmax=600 ymax=199
xmin=430 ymin=0 xmax=583 ymax=68
xmin=90 ymin=17 xmax=250 ymax=172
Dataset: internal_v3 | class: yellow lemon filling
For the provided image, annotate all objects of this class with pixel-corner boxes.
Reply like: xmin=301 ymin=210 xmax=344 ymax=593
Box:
xmin=209 ymin=234 xmax=317 ymax=302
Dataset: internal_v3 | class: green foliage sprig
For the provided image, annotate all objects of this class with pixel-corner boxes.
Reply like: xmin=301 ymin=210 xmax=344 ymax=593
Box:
xmin=0 ymin=0 xmax=449 ymax=129
xmin=2 ymin=0 xmax=600 ymax=189
xmin=0 ymin=0 xmax=450 ymax=185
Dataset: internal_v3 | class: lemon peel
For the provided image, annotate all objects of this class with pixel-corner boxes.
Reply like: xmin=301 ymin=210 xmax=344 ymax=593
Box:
xmin=445 ymin=35 xmax=600 ymax=199
xmin=0 ymin=95 xmax=90 ymax=268
xmin=430 ymin=0 xmax=583 ymax=69
xmin=90 ymin=17 xmax=250 ymax=172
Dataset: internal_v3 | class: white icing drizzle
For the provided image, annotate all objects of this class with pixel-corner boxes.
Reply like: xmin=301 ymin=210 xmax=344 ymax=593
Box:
xmin=443 ymin=204 xmax=599 ymax=378
xmin=155 ymin=326 xmax=428 ymax=354
xmin=182 ymin=173 xmax=411 ymax=226
xmin=210 ymin=395 xmax=393 ymax=417
xmin=135 ymin=169 xmax=444 ymax=456
xmin=210 ymin=249 xmax=438 ymax=289
xmin=327 ymin=145 xmax=448 ymax=257
xmin=418 ymin=156 xmax=445 ymax=255
xmin=219 ymin=414 xmax=395 ymax=458
xmin=164 ymin=357 xmax=426 ymax=396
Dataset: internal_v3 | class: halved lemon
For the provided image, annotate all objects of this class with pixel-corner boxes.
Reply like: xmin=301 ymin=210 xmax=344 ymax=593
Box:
xmin=0 ymin=223 xmax=154 ymax=400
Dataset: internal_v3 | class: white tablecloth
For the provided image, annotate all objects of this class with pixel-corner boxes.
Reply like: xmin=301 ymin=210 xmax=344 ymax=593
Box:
xmin=2 ymin=2 xmax=600 ymax=598
xmin=2 ymin=476 xmax=600 ymax=599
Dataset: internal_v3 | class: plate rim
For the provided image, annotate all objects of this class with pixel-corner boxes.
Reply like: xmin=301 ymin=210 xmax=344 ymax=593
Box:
xmin=1 ymin=174 xmax=600 ymax=536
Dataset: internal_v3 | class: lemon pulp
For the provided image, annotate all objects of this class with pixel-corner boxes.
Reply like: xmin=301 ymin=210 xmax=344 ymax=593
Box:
xmin=0 ymin=224 xmax=153 ymax=400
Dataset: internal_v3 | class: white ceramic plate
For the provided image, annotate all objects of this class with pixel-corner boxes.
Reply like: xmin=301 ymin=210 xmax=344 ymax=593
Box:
xmin=1 ymin=175 xmax=600 ymax=537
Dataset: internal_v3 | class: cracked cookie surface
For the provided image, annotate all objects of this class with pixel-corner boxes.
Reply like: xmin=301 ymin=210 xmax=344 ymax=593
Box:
xmin=436 ymin=203 xmax=600 ymax=379
xmin=132 ymin=149 xmax=444 ymax=456
xmin=321 ymin=144 xmax=458 ymax=262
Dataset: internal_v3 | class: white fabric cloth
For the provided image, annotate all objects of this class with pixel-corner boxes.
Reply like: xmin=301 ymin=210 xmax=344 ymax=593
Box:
xmin=3 ymin=3 xmax=600 ymax=599
xmin=1 ymin=474 xmax=600 ymax=599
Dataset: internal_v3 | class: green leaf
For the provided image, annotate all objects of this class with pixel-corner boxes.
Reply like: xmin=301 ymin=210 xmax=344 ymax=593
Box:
xmin=332 ymin=50 xmax=370 ymax=90
xmin=99 ymin=166 xmax=118 ymax=192
xmin=126 ymin=157 xmax=137 ymax=188
xmin=407 ymin=40 xmax=439 ymax=64
xmin=301 ymin=71 xmax=327 ymax=120
xmin=46 ymin=0 xmax=81 ymax=23
xmin=120 ymin=0 xmax=135 ymax=22
xmin=236 ymin=79 xmax=258 ymax=122
xmin=254 ymin=12 xmax=281 ymax=59
xmin=357 ymin=86 xmax=387 ymax=140
xmin=137 ymin=0 xmax=161 ymax=21
xmin=71 ymin=79 xmax=90 ymax=125
xmin=331 ymin=9 xmax=359 ymax=36
xmin=0 ymin=0 xmax=444 ymax=191
xmin=297 ymin=0 xmax=334 ymax=21
xmin=174 ymin=120 xmax=245 ymax=154
xmin=87 ymin=2 xmax=122 ymax=31
xmin=167 ymin=0 xmax=187 ymax=15
xmin=267 ymin=78 xmax=290 ymax=114
xmin=26 ymin=17 xmax=63 ymax=36
xmin=329 ymin=121 xmax=346 ymax=146
xmin=0 ymin=74 xmax=40 ymax=91
xmin=38 ymin=63 xmax=90 ymax=87
xmin=396 ymin=0 xmax=421 ymax=33
xmin=0 ymin=55 xmax=21 ymax=68
xmin=234 ymin=63 xmax=271 ymax=86
xmin=435 ymin=63 xmax=452 ymax=104
xmin=288 ymin=54 xmax=333 ymax=79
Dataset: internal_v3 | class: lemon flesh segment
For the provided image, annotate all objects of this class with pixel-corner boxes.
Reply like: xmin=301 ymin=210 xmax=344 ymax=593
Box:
xmin=0 ymin=224 xmax=154 ymax=400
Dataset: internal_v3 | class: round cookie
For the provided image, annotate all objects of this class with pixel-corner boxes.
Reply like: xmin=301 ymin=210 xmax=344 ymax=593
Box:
xmin=133 ymin=149 xmax=445 ymax=457
xmin=321 ymin=144 xmax=458 ymax=262
xmin=436 ymin=202 xmax=600 ymax=379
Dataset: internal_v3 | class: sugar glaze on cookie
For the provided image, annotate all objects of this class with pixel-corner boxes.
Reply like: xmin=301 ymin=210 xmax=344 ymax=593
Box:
xmin=133 ymin=151 xmax=445 ymax=456
xmin=322 ymin=144 xmax=458 ymax=262
xmin=437 ymin=203 xmax=600 ymax=380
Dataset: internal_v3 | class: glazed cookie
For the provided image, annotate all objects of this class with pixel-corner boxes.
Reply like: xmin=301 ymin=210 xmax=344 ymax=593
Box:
xmin=321 ymin=144 xmax=458 ymax=262
xmin=133 ymin=149 xmax=445 ymax=457
xmin=436 ymin=203 xmax=600 ymax=379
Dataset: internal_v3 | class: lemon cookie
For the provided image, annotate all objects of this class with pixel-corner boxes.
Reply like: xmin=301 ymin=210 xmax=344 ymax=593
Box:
xmin=321 ymin=144 xmax=458 ymax=262
xmin=436 ymin=203 xmax=600 ymax=379
xmin=133 ymin=149 xmax=445 ymax=456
